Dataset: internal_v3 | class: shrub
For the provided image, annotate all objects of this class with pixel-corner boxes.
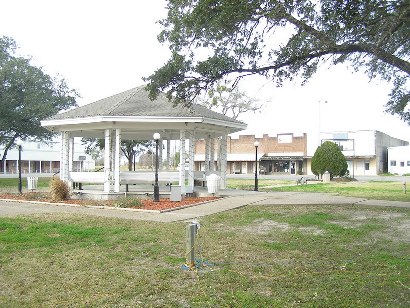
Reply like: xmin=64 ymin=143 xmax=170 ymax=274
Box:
xmin=114 ymin=197 xmax=142 ymax=208
xmin=311 ymin=141 xmax=348 ymax=179
xmin=49 ymin=178 xmax=70 ymax=201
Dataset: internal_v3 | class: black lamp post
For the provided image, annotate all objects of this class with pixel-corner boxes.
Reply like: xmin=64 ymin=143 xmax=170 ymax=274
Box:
xmin=16 ymin=140 xmax=23 ymax=194
xmin=133 ymin=146 xmax=137 ymax=171
xmin=153 ymin=133 xmax=161 ymax=202
xmin=254 ymin=141 xmax=259 ymax=191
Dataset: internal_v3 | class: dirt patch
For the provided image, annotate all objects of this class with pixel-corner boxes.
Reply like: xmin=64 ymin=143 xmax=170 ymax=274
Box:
xmin=244 ymin=219 xmax=324 ymax=235
xmin=244 ymin=219 xmax=291 ymax=234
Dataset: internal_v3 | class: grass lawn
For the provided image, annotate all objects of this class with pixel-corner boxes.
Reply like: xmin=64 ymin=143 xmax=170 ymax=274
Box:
xmin=265 ymin=181 xmax=410 ymax=202
xmin=0 ymin=177 xmax=52 ymax=189
xmin=0 ymin=204 xmax=409 ymax=306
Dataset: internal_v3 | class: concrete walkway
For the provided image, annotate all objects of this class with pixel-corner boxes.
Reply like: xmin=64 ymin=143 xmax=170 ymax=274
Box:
xmin=0 ymin=191 xmax=409 ymax=223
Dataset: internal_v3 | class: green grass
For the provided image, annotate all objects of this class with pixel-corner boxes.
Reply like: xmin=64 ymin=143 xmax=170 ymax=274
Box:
xmin=265 ymin=181 xmax=410 ymax=202
xmin=0 ymin=205 xmax=409 ymax=306
xmin=227 ymin=178 xmax=294 ymax=190
xmin=0 ymin=177 xmax=52 ymax=189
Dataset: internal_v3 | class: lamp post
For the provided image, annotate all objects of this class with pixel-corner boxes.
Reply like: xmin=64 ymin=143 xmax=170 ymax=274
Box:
xmin=153 ymin=133 xmax=161 ymax=202
xmin=16 ymin=140 xmax=23 ymax=194
xmin=254 ymin=141 xmax=259 ymax=191
xmin=133 ymin=146 xmax=138 ymax=171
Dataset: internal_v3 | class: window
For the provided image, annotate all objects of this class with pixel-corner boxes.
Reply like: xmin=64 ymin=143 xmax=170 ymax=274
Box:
xmin=390 ymin=160 xmax=396 ymax=166
xmin=400 ymin=161 xmax=405 ymax=167
xmin=365 ymin=163 xmax=369 ymax=171
xmin=407 ymin=161 xmax=410 ymax=166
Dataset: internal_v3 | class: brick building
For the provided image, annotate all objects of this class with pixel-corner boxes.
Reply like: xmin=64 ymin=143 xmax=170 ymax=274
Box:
xmin=194 ymin=133 xmax=308 ymax=175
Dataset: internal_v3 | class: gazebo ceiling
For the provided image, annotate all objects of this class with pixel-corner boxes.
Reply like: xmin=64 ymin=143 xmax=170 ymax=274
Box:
xmin=41 ymin=86 xmax=247 ymax=139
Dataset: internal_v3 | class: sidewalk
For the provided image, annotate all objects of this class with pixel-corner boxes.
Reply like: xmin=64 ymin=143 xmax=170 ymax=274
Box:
xmin=0 ymin=191 xmax=409 ymax=222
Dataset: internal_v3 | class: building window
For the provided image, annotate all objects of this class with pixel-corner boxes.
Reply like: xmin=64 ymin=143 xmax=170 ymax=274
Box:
xmin=390 ymin=160 xmax=396 ymax=166
xmin=400 ymin=161 xmax=405 ymax=167
xmin=365 ymin=163 xmax=369 ymax=170
xmin=407 ymin=161 xmax=410 ymax=166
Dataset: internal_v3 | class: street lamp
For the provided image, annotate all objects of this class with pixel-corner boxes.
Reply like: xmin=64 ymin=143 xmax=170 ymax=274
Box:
xmin=16 ymin=139 xmax=23 ymax=194
xmin=153 ymin=133 xmax=161 ymax=202
xmin=254 ymin=141 xmax=259 ymax=191
xmin=133 ymin=145 xmax=138 ymax=171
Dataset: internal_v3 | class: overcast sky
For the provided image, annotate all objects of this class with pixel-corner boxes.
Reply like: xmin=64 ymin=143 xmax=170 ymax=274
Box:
xmin=1 ymin=0 xmax=409 ymax=145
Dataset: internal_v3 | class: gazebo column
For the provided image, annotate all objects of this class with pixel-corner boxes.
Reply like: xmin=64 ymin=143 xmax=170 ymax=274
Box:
xmin=220 ymin=133 xmax=228 ymax=189
xmin=166 ymin=139 xmax=171 ymax=170
xmin=179 ymin=130 xmax=186 ymax=195
xmin=187 ymin=131 xmax=195 ymax=193
xmin=114 ymin=129 xmax=121 ymax=193
xmin=159 ymin=137 xmax=163 ymax=170
xmin=209 ymin=135 xmax=215 ymax=172
xmin=60 ymin=132 xmax=70 ymax=184
xmin=69 ymin=137 xmax=74 ymax=173
xmin=104 ymin=129 xmax=112 ymax=193
xmin=204 ymin=135 xmax=210 ymax=174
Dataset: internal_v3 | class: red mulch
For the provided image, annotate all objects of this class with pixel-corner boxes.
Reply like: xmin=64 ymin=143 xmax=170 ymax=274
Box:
xmin=0 ymin=192 xmax=219 ymax=211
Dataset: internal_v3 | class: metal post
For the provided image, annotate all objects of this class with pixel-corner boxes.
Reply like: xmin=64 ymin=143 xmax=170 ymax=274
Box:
xmin=186 ymin=223 xmax=196 ymax=269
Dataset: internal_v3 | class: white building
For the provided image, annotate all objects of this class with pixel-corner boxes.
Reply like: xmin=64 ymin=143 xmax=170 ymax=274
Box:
xmin=307 ymin=130 xmax=408 ymax=176
xmin=388 ymin=146 xmax=410 ymax=175
xmin=0 ymin=138 xmax=95 ymax=174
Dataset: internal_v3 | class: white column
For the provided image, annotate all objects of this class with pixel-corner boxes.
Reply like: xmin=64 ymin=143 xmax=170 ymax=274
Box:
xmin=114 ymin=129 xmax=121 ymax=193
xmin=187 ymin=131 xmax=195 ymax=193
xmin=204 ymin=135 xmax=210 ymax=174
xmin=28 ymin=161 xmax=31 ymax=173
xmin=61 ymin=132 xmax=70 ymax=184
xmin=104 ymin=129 xmax=112 ymax=193
xmin=220 ymin=133 xmax=228 ymax=189
xmin=209 ymin=136 xmax=215 ymax=172
xmin=69 ymin=137 xmax=74 ymax=172
xmin=159 ymin=137 xmax=163 ymax=170
xmin=166 ymin=139 xmax=171 ymax=170
xmin=179 ymin=130 xmax=186 ymax=195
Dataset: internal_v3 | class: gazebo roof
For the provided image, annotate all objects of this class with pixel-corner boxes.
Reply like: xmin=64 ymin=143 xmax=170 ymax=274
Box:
xmin=42 ymin=86 xmax=247 ymax=140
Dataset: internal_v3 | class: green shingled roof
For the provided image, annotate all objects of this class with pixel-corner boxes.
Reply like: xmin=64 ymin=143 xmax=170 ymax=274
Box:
xmin=49 ymin=85 xmax=244 ymax=125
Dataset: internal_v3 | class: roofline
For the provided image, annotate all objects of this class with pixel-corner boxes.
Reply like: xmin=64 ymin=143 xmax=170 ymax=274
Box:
xmin=41 ymin=115 xmax=247 ymax=130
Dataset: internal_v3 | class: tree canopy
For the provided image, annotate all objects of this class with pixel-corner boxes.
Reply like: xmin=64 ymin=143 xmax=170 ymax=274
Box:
xmin=145 ymin=0 xmax=410 ymax=123
xmin=0 ymin=36 xmax=78 ymax=161
xmin=311 ymin=141 xmax=348 ymax=178
xmin=196 ymin=83 xmax=262 ymax=120
xmin=82 ymin=138 xmax=154 ymax=171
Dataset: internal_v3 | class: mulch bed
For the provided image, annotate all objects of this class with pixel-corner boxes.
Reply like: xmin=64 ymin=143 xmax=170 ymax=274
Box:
xmin=0 ymin=192 xmax=219 ymax=211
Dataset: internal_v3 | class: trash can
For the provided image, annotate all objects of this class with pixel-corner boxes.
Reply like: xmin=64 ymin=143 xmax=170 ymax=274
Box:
xmin=27 ymin=176 xmax=39 ymax=191
xmin=170 ymin=185 xmax=182 ymax=202
xmin=323 ymin=171 xmax=331 ymax=183
xmin=206 ymin=174 xmax=220 ymax=194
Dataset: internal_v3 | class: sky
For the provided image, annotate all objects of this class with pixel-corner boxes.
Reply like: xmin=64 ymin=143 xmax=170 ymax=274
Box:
xmin=1 ymin=0 xmax=409 ymax=149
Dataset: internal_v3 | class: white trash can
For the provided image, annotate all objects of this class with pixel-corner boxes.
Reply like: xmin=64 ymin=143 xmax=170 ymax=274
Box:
xmin=170 ymin=185 xmax=182 ymax=202
xmin=27 ymin=176 xmax=39 ymax=190
xmin=206 ymin=174 xmax=220 ymax=194
xmin=323 ymin=171 xmax=331 ymax=183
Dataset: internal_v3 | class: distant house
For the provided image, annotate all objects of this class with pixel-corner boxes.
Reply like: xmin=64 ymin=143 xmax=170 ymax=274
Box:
xmin=0 ymin=139 xmax=95 ymax=174
xmin=309 ymin=130 xmax=408 ymax=176
xmin=388 ymin=146 xmax=410 ymax=175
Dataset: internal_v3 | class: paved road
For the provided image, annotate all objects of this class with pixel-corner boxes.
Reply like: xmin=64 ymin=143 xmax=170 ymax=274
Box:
xmin=0 ymin=191 xmax=408 ymax=223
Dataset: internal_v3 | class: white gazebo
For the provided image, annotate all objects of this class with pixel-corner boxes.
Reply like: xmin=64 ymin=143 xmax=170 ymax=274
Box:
xmin=41 ymin=86 xmax=247 ymax=198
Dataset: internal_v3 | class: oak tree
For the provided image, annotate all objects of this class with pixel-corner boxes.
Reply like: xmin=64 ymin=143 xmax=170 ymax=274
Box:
xmin=145 ymin=0 xmax=410 ymax=123
xmin=0 ymin=36 xmax=78 ymax=164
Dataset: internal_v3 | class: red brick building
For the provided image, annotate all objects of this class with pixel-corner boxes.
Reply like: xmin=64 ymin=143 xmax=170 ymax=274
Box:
xmin=194 ymin=133 xmax=308 ymax=175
